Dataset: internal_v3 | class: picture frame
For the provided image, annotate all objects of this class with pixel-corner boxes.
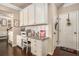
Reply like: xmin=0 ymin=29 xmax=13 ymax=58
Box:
xmin=14 ymin=19 xmax=19 ymax=27
xmin=1 ymin=18 xmax=7 ymax=26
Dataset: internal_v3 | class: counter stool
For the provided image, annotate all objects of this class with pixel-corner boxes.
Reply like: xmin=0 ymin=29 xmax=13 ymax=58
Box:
xmin=22 ymin=37 xmax=28 ymax=54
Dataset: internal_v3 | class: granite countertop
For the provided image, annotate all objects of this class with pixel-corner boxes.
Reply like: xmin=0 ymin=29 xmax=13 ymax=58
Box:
xmin=18 ymin=34 xmax=49 ymax=41
xmin=27 ymin=36 xmax=49 ymax=41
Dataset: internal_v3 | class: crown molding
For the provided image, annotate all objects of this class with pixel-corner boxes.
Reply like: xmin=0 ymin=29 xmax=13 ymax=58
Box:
xmin=62 ymin=3 xmax=76 ymax=7
xmin=0 ymin=3 xmax=22 ymax=11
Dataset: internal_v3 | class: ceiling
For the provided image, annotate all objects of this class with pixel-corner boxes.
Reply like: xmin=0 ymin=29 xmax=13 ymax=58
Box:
xmin=11 ymin=3 xmax=64 ymax=9
xmin=0 ymin=3 xmax=64 ymax=17
xmin=55 ymin=3 xmax=64 ymax=9
xmin=11 ymin=3 xmax=32 ymax=9
xmin=0 ymin=3 xmax=64 ymax=11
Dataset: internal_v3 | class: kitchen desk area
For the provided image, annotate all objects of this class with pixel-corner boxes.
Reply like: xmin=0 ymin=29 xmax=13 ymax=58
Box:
xmin=16 ymin=25 xmax=49 ymax=56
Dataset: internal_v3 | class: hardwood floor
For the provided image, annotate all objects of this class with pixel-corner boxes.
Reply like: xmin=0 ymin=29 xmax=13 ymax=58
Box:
xmin=53 ymin=47 xmax=78 ymax=56
xmin=8 ymin=45 xmax=32 ymax=56
xmin=0 ymin=39 xmax=8 ymax=56
xmin=0 ymin=39 xmax=33 ymax=56
xmin=0 ymin=39 xmax=78 ymax=56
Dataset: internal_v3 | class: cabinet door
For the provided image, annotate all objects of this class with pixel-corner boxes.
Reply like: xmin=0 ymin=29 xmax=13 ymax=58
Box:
xmin=23 ymin=8 xmax=28 ymax=26
xmin=31 ymin=39 xmax=36 ymax=55
xmin=44 ymin=4 xmax=48 ymax=24
xmin=20 ymin=11 xmax=24 ymax=26
xmin=17 ymin=35 xmax=22 ymax=47
xmin=77 ymin=11 xmax=79 ymax=51
xmin=28 ymin=4 xmax=35 ymax=25
xmin=8 ymin=31 xmax=13 ymax=42
xmin=35 ymin=3 xmax=48 ymax=24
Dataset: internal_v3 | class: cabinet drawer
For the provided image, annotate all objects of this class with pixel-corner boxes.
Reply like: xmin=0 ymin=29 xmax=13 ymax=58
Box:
xmin=31 ymin=41 xmax=36 ymax=46
xmin=31 ymin=48 xmax=42 ymax=56
xmin=31 ymin=44 xmax=37 ymax=49
xmin=37 ymin=47 xmax=42 ymax=52
xmin=36 ymin=40 xmax=42 ymax=44
xmin=31 ymin=49 xmax=37 ymax=55
xmin=35 ymin=44 xmax=42 ymax=49
xmin=36 ymin=50 xmax=42 ymax=56
xmin=33 ymin=49 xmax=42 ymax=56
xmin=31 ymin=46 xmax=37 ymax=55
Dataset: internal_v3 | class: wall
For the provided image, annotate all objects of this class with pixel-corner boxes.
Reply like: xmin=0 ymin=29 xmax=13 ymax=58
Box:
xmin=0 ymin=4 xmax=19 ymax=13
xmin=0 ymin=4 xmax=20 ymax=31
xmin=58 ymin=3 xmax=79 ymax=14
xmin=48 ymin=3 xmax=58 ymax=55
xmin=58 ymin=3 xmax=79 ymax=52
xmin=0 ymin=4 xmax=20 ymax=46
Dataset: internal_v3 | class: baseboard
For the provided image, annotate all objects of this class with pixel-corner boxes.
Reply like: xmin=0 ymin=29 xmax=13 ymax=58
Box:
xmin=47 ymin=54 xmax=52 ymax=56
xmin=8 ymin=43 xmax=12 ymax=46
xmin=8 ymin=40 xmax=12 ymax=44
xmin=77 ymin=49 xmax=79 ymax=51
xmin=47 ymin=49 xmax=55 ymax=56
xmin=17 ymin=46 xmax=22 ymax=49
xmin=12 ymin=44 xmax=17 ymax=47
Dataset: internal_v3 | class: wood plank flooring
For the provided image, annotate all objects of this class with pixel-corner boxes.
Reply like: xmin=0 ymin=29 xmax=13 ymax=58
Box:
xmin=0 ymin=39 xmax=78 ymax=56
xmin=53 ymin=47 xmax=78 ymax=56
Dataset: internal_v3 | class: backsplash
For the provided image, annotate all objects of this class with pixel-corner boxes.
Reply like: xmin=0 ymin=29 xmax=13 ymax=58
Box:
xmin=20 ymin=25 xmax=49 ymax=40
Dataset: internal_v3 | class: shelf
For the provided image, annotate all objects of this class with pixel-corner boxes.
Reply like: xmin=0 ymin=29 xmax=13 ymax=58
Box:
xmin=20 ymin=23 xmax=48 ymax=27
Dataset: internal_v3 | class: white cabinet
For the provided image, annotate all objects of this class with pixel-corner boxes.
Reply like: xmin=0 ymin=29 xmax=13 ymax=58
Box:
xmin=17 ymin=35 xmax=28 ymax=49
xmin=23 ymin=8 xmax=28 ymax=26
xmin=20 ymin=8 xmax=28 ymax=26
xmin=28 ymin=4 xmax=35 ymax=25
xmin=78 ymin=11 xmax=79 ymax=51
xmin=20 ymin=4 xmax=48 ymax=26
xmin=31 ymin=39 xmax=48 ymax=56
xmin=8 ymin=31 xmax=13 ymax=44
xmin=35 ymin=3 xmax=48 ymax=24
xmin=17 ymin=35 xmax=22 ymax=47
xmin=20 ymin=11 xmax=24 ymax=26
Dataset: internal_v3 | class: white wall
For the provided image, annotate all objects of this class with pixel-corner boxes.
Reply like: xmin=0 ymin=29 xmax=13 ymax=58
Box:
xmin=48 ymin=3 xmax=58 ymax=55
xmin=58 ymin=3 xmax=79 ymax=14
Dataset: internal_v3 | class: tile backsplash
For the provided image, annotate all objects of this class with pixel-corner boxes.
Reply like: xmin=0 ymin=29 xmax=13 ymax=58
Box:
xmin=25 ymin=25 xmax=49 ymax=38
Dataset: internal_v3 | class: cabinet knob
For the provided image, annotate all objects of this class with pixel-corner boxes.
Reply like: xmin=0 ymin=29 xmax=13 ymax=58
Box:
xmin=54 ymin=32 xmax=56 ymax=34
xmin=74 ymin=32 xmax=77 ymax=34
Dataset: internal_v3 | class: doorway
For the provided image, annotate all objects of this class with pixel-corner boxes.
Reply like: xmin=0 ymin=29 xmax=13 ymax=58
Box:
xmin=58 ymin=11 xmax=79 ymax=54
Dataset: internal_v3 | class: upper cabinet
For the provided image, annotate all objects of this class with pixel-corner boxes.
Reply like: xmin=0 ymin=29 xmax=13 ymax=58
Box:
xmin=23 ymin=8 xmax=28 ymax=26
xmin=20 ymin=7 xmax=28 ymax=26
xmin=28 ymin=4 xmax=35 ymax=25
xmin=20 ymin=3 xmax=48 ymax=26
xmin=35 ymin=3 xmax=48 ymax=24
xmin=20 ymin=10 xmax=24 ymax=26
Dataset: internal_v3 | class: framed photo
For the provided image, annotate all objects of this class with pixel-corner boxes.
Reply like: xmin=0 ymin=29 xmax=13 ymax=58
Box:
xmin=14 ymin=19 xmax=19 ymax=27
xmin=1 ymin=18 xmax=7 ymax=26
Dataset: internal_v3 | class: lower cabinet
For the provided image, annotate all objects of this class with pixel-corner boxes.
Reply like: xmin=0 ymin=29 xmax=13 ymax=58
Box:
xmin=17 ymin=35 xmax=27 ymax=49
xmin=17 ymin=35 xmax=22 ymax=48
xmin=8 ymin=31 xmax=13 ymax=44
xmin=31 ymin=39 xmax=48 ymax=56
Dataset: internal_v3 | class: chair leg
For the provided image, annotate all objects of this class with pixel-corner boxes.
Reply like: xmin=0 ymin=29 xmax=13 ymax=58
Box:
xmin=26 ymin=46 xmax=28 ymax=54
xmin=22 ymin=47 xmax=24 ymax=50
